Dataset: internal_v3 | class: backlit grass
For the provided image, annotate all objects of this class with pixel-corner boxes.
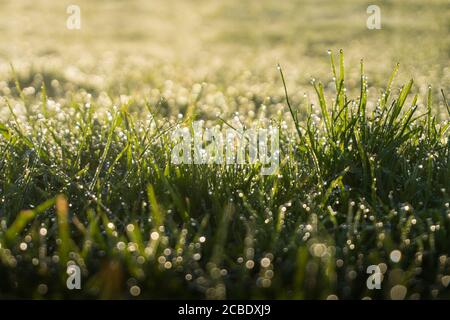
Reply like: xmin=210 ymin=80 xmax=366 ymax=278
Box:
xmin=0 ymin=51 xmax=449 ymax=299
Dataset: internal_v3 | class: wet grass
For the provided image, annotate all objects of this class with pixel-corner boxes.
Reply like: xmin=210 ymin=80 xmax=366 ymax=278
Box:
xmin=0 ymin=51 xmax=449 ymax=299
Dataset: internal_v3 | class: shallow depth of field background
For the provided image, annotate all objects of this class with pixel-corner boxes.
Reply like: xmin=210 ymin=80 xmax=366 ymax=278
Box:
xmin=0 ymin=0 xmax=448 ymax=117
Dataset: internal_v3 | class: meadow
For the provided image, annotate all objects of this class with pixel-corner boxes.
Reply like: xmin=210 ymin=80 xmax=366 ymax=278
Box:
xmin=0 ymin=0 xmax=449 ymax=299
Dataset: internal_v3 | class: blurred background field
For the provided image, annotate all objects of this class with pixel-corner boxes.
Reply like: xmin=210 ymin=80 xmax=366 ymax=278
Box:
xmin=0 ymin=0 xmax=448 ymax=118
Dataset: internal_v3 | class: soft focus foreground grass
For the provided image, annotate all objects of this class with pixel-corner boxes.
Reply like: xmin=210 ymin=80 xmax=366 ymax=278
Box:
xmin=0 ymin=0 xmax=449 ymax=299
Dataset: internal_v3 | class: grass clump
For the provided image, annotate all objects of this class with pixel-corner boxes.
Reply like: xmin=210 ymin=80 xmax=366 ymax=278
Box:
xmin=0 ymin=51 xmax=449 ymax=299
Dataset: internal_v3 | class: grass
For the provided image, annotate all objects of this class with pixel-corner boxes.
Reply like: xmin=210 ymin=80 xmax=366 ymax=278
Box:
xmin=0 ymin=50 xmax=449 ymax=299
